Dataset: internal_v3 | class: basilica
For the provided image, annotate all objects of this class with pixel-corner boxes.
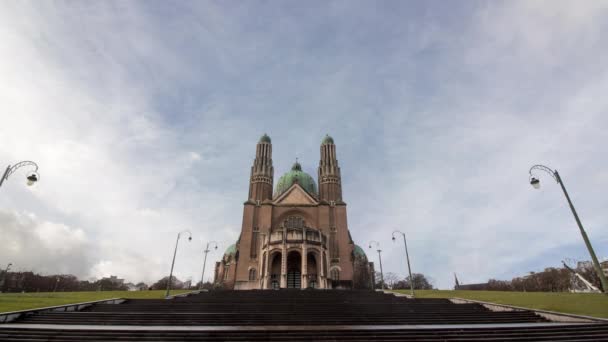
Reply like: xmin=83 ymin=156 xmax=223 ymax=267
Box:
xmin=214 ymin=134 xmax=371 ymax=289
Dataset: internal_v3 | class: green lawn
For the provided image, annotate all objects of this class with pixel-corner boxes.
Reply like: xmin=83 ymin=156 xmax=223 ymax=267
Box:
xmin=393 ymin=290 xmax=608 ymax=318
xmin=0 ymin=290 xmax=191 ymax=313
xmin=3 ymin=290 xmax=607 ymax=320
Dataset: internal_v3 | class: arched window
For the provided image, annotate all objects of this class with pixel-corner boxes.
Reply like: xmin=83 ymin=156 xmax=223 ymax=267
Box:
xmin=284 ymin=216 xmax=305 ymax=229
xmin=249 ymin=268 xmax=256 ymax=281
xmin=330 ymin=268 xmax=340 ymax=281
xmin=223 ymin=266 xmax=230 ymax=280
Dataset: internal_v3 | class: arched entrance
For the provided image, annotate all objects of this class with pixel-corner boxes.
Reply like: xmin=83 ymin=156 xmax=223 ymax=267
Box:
xmin=269 ymin=252 xmax=282 ymax=289
xmin=286 ymin=251 xmax=301 ymax=288
xmin=307 ymin=252 xmax=318 ymax=288
xmin=330 ymin=266 xmax=341 ymax=289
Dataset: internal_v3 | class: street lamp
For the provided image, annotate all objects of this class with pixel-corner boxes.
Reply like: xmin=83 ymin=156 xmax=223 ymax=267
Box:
xmin=368 ymin=241 xmax=385 ymax=290
xmin=166 ymin=230 xmax=192 ymax=297
xmin=529 ymin=164 xmax=608 ymax=294
xmin=199 ymin=241 xmax=218 ymax=290
xmin=392 ymin=230 xmax=415 ymax=297
xmin=0 ymin=161 xmax=40 ymax=188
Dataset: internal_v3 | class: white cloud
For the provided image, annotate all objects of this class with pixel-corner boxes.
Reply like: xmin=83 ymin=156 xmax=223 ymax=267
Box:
xmin=0 ymin=210 xmax=91 ymax=275
xmin=1 ymin=1 xmax=607 ymax=289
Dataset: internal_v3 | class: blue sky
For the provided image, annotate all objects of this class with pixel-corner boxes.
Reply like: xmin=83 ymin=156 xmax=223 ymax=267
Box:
xmin=1 ymin=1 xmax=607 ymax=288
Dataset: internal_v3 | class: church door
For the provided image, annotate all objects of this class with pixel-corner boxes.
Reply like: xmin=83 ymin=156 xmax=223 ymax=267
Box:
xmin=286 ymin=251 xmax=302 ymax=289
xmin=287 ymin=270 xmax=301 ymax=288
xmin=269 ymin=252 xmax=282 ymax=289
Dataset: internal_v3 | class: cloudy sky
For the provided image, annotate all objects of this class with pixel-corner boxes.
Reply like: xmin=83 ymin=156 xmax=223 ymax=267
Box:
xmin=1 ymin=1 xmax=607 ymax=289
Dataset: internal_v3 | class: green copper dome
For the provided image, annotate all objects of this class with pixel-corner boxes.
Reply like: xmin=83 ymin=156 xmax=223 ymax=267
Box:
xmin=224 ymin=244 xmax=237 ymax=257
xmin=353 ymin=245 xmax=367 ymax=260
xmin=274 ymin=162 xmax=317 ymax=197
xmin=259 ymin=134 xmax=271 ymax=143
xmin=322 ymin=134 xmax=334 ymax=145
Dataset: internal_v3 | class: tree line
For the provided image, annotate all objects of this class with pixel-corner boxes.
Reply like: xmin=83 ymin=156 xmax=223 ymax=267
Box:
xmin=457 ymin=263 xmax=603 ymax=292
xmin=376 ymin=272 xmax=434 ymax=290
xmin=0 ymin=270 xmax=213 ymax=293
xmin=0 ymin=271 xmax=136 ymax=293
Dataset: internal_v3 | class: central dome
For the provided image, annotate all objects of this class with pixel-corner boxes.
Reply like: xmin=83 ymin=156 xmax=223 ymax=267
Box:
xmin=274 ymin=161 xmax=317 ymax=197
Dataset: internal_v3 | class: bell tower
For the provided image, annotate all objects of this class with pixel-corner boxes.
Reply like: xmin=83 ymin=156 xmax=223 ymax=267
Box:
xmin=318 ymin=134 xmax=342 ymax=202
xmin=248 ymin=133 xmax=274 ymax=201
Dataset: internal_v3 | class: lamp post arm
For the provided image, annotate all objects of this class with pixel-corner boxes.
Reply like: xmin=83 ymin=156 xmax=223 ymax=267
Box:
xmin=4 ymin=161 xmax=39 ymax=180
xmin=0 ymin=160 xmax=38 ymax=186
xmin=555 ymin=171 xmax=608 ymax=293
xmin=529 ymin=165 xmax=558 ymax=182
xmin=0 ymin=166 xmax=10 ymax=188
xmin=1 ymin=161 xmax=40 ymax=188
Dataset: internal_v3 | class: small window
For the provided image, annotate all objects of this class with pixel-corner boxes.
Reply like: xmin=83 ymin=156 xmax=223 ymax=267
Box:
xmin=223 ymin=266 xmax=230 ymax=280
xmin=330 ymin=268 xmax=340 ymax=281
xmin=249 ymin=268 xmax=257 ymax=281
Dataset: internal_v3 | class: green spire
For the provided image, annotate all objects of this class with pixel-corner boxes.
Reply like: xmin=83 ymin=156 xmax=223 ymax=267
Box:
xmin=259 ymin=133 xmax=271 ymax=143
xmin=322 ymin=134 xmax=334 ymax=145
xmin=292 ymin=159 xmax=302 ymax=171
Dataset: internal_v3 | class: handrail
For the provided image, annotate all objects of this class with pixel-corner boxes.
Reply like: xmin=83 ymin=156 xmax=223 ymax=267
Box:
xmin=165 ymin=290 xmax=202 ymax=300
xmin=450 ymin=297 xmax=608 ymax=323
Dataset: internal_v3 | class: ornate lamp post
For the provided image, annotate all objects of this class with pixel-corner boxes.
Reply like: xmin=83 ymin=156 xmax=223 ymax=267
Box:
xmin=0 ymin=161 xmax=40 ymax=189
xmin=368 ymin=241 xmax=385 ymax=290
xmin=199 ymin=241 xmax=218 ymax=290
xmin=529 ymin=164 xmax=608 ymax=293
xmin=392 ymin=230 xmax=415 ymax=297
xmin=166 ymin=230 xmax=192 ymax=297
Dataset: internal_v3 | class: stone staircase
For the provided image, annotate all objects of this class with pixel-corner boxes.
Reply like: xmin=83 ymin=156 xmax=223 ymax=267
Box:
xmin=1 ymin=289 xmax=607 ymax=341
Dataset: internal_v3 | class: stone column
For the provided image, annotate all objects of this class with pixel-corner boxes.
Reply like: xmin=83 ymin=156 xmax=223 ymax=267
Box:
xmin=301 ymin=244 xmax=308 ymax=289
xmin=260 ymin=234 xmax=270 ymax=289
xmin=320 ymin=251 xmax=327 ymax=289
xmin=280 ymin=245 xmax=287 ymax=288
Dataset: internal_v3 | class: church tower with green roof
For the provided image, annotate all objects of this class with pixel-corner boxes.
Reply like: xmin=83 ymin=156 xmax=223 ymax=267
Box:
xmin=214 ymin=134 xmax=372 ymax=290
xmin=248 ymin=133 xmax=274 ymax=202
xmin=318 ymin=134 xmax=342 ymax=203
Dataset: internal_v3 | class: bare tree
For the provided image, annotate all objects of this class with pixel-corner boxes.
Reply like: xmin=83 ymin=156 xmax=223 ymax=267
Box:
xmin=383 ymin=272 xmax=400 ymax=289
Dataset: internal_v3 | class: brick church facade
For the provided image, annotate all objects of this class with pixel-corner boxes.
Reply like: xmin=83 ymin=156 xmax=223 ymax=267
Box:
xmin=214 ymin=134 xmax=371 ymax=289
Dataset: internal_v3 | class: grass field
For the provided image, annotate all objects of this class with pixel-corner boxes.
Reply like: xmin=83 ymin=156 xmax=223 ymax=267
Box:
xmin=2 ymin=289 xmax=607 ymax=319
xmin=0 ymin=290 xmax=190 ymax=313
xmin=393 ymin=289 xmax=608 ymax=318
